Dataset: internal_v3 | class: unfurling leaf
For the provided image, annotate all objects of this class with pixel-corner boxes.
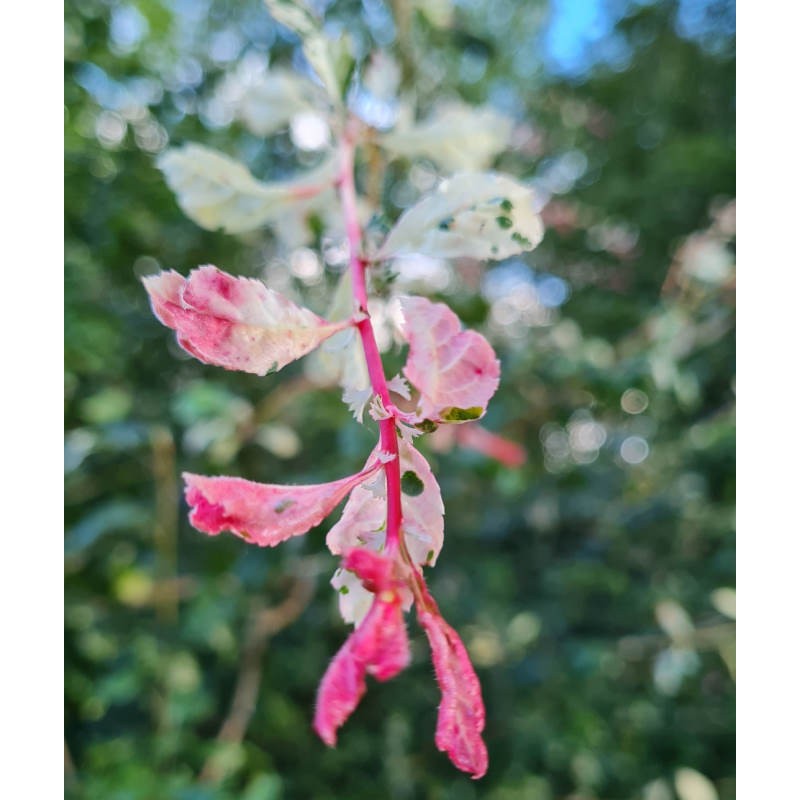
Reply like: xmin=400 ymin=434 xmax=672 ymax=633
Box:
xmin=183 ymin=458 xmax=386 ymax=547
xmin=157 ymin=144 xmax=336 ymax=233
xmin=328 ymin=440 xmax=444 ymax=569
xmin=143 ymin=265 xmax=350 ymax=375
xmin=378 ymin=172 xmax=544 ymax=261
xmin=380 ymin=102 xmax=513 ymax=171
xmin=398 ymin=295 xmax=499 ymax=425
xmin=314 ymin=550 xmax=411 ymax=745
xmin=418 ymin=606 xmax=488 ymax=779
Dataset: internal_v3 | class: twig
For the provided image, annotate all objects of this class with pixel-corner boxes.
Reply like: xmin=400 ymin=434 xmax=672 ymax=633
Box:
xmin=198 ymin=569 xmax=317 ymax=784
xmin=618 ymin=621 xmax=735 ymax=660
xmin=65 ymin=739 xmax=77 ymax=783
xmin=151 ymin=425 xmax=179 ymax=624
xmin=252 ymin=375 xmax=318 ymax=427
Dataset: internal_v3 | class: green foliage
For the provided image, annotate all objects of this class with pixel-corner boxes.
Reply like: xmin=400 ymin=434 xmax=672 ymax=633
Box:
xmin=65 ymin=0 xmax=734 ymax=797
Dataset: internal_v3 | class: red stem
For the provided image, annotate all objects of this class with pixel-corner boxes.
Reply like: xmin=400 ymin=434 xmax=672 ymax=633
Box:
xmin=338 ymin=126 xmax=403 ymax=557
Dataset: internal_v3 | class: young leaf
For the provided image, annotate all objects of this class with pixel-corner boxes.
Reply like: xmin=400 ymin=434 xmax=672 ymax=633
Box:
xmin=314 ymin=550 xmax=411 ymax=746
xmin=398 ymin=295 xmax=500 ymax=425
xmin=327 ymin=440 xmax=444 ymax=570
xmin=158 ymin=144 xmax=336 ymax=234
xmin=143 ymin=265 xmax=350 ymax=375
xmin=264 ymin=0 xmax=354 ymax=105
xmin=380 ymin=102 xmax=514 ymax=171
xmin=418 ymin=606 xmax=488 ymax=779
xmin=183 ymin=458 xmax=385 ymax=547
xmin=378 ymin=173 xmax=544 ymax=261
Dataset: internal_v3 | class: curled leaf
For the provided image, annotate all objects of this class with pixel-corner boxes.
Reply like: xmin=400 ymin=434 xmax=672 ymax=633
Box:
xmin=183 ymin=458 xmax=385 ymax=547
xmin=378 ymin=172 xmax=544 ymax=261
xmin=143 ymin=265 xmax=350 ymax=375
xmin=399 ymin=295 xmax=499 ymax=425
xmin=158 ymin=144 xmax=336 ymax=233
xmin=314 ymin=550 xmax=410 ymax=746
xmin=418 ymin=605 xmax=488 ymax=779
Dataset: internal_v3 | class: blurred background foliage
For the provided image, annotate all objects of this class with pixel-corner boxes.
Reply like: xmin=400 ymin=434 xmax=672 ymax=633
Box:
xmin=64 ymin=0 xmax=735 ymax=798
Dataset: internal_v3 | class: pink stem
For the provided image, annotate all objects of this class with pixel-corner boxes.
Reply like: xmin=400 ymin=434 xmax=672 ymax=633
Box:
xmin=338 ymin=126 xmax=403 ymax=557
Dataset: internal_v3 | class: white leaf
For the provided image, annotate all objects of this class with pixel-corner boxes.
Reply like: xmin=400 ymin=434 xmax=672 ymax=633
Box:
xmin=379 ymin=172 xmax=544 ymax=261
xmin=654 ymin=600 xmax=694 ymax=644
xmin=263 ymin=0 xmax=316 ymax=37
xmin=219 ymin=66 xmax=324 ymax=137
xmin=710 ymin=587 xmax=735 ymax=620
xmin=381 ymin=102 xmax=513 ymax=171
xmin=303 ymin=32 xmax=354 ymax=106
xmin=158 ymin=144 xmax=336 ymax=234
xmin=674 ymin=769 xmax=718 ymax=800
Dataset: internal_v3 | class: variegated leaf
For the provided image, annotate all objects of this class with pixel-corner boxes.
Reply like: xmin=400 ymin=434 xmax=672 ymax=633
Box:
xmin=183 ymin=458 xmax=385 ymax=547
xmin=379 ymin=172 xmax=544 ymax=261
xmin=143 ymin=265 xmax=350 ymax=375
xmin=398 ymin=295 xmax=500 ymax=425
xmin=158 ymin=144 xmax=336 ymax=234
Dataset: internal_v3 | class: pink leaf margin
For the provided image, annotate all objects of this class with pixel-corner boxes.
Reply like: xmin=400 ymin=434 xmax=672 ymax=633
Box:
xmin=184 ymin=458 xmax=387 ymax=547
xmin=143 ymin=265 xmax=349 ymax=375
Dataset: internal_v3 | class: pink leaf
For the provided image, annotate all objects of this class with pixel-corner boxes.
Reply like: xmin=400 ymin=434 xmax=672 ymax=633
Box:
xmin=429 ymin=423 xmax=527 ymax=468
xmin=327 ymin=439 xmax=444 ymax=567
xmin=457 ymin=424 xmax=526 ymax=467
xmin=399 ymin=295 xmax=500 ymax=425
xmin=313 ymin=551 xmax=411 ymax=746
xmin=183 ymin=459 xmax=385 ymax=547
xmin=418 ymin=605 xmax=488 ymax=779
xmin=143 ymin=265 xmax=349 ymax=375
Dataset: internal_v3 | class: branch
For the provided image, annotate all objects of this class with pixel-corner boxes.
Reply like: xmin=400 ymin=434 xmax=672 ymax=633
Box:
xmin=618 ymin=621 xmax=736 ymax=660
xmin=198 ymin=566 xmax=317 ymax=785
xmin=150 ymin=425 xmax=179 ymax=624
